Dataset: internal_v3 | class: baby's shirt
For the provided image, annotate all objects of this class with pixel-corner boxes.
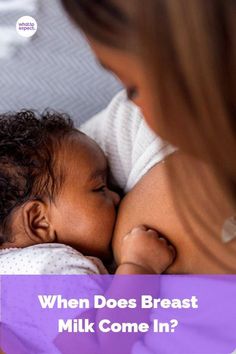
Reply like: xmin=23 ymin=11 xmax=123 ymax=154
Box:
xmin=80 ymin=90 xmax=176 ymax=193
xmin=0 ymin=244 xmax=107 ymax=354
xmin=0 ymin=243 xmax=108 ymax=275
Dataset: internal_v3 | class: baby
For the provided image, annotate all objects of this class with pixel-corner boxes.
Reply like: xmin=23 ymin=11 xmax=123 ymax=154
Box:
xmin=0 ymin=111 xmax=175 ymax=275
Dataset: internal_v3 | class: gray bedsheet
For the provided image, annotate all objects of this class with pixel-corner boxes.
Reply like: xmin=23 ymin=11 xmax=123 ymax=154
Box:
xmin=0 ymin=0 xmax=121 ymax=126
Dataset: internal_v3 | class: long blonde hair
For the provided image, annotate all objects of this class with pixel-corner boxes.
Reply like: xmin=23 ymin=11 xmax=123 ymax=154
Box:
xmin=62 ymin=0 xmax=236 ymax=269
xmin=62 ymin=0 xmax=236 ymax=189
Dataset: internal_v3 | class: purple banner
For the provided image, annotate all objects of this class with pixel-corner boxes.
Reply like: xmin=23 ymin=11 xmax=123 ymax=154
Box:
xmin=0 ymin=275 xmax=235 ymax=354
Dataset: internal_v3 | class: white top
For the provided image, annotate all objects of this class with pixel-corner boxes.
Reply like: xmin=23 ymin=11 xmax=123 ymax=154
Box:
xmin=80 ymin=90 xmax=176 ymax=192
xmin=0 ymin=243 xmax=107 ymax=275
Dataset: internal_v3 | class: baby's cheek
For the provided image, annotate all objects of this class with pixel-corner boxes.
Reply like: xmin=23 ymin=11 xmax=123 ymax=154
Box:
xmin=105 ymin=203 xmax=117 ymax=227
xmin=101 ymin=203 xmax=117 ymax=238
xmin=111 ymin=193 xmax=135 ymax=263
xmin=89 ymin=202 xmax=116 ymax=235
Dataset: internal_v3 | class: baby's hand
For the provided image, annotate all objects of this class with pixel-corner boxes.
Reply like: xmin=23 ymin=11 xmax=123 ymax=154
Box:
xmin=118 ymin=225 xmax=175 ymax=274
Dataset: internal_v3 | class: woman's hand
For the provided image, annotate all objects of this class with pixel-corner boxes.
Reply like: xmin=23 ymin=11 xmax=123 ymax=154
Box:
xmin=117 ymin=225 xmax=175 ymax=274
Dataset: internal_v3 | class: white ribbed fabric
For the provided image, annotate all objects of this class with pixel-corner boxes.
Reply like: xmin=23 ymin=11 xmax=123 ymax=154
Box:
xmin=80 ymin=90 xmax=176 ymax=192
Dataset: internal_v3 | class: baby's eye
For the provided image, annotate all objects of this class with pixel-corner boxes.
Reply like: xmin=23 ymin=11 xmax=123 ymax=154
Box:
xmin=93 ymin=185 xmax=107 ymax=193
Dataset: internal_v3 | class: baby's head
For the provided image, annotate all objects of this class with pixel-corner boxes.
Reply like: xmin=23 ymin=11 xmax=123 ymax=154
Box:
xmin=0 ymin=111 xmax=119 ymax=260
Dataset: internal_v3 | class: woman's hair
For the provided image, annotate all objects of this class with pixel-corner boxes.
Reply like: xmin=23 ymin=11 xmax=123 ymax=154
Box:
xmin=62 ymin=0 xmax=236 ymax=182
xmin=62 ymin=0 xmax=236 ymax=268
xmin=0 ymin=110 xmax=76 ymax=244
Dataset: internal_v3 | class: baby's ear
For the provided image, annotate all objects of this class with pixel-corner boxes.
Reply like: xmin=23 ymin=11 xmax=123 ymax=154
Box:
xmin=22 ymin=201 xmax=55 ymax=244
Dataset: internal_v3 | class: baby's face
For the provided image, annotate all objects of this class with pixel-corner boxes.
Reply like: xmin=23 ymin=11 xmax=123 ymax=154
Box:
xmin=51 ymin=132 xmax=120 ymax=260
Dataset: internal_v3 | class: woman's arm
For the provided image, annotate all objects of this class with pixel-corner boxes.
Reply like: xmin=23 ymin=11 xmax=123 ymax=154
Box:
xmin=113 ymin=152 xmax=236 ymax=274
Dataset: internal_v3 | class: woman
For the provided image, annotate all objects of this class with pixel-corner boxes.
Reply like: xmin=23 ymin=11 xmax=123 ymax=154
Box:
xmin=61 ymin=0 xmax=236 ymax=273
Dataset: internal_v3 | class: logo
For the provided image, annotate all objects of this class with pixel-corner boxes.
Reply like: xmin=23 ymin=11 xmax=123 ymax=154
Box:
xmin=16 ymin=16 xmax=37 ymax=38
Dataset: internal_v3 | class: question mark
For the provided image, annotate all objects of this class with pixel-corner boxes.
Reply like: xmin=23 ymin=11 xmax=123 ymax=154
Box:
xmin=170 ymin=319 xmax=178 ymax=332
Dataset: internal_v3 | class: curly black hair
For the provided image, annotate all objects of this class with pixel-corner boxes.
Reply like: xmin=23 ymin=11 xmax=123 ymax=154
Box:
xmin=0 ymin=110 xmax=76 ymax=244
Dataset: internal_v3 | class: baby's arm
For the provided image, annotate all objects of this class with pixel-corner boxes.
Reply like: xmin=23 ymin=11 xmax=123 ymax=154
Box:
xmin=93 ymin=226 xmax=175 ymax=354
xmin=115 ymin=225 xmax=175 ymax=275
xmin=55 ymin=226 xmax=175 ymax=354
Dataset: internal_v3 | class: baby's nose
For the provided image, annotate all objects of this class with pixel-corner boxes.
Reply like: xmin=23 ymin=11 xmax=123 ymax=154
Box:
xmin=110 ymin=190 xmax=120 ymax=206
